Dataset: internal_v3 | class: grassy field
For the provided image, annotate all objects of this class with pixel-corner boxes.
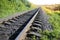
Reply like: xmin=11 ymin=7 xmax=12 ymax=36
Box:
xmin=0 ymin=0 xmax=34 ymax=18
xmin=40 ymin=6 xmax=60 ymax=40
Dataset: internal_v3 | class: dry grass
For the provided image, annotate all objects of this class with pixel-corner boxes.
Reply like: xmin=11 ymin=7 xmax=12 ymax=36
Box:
xmin=41 ymin=5 xmax=60 ymax=14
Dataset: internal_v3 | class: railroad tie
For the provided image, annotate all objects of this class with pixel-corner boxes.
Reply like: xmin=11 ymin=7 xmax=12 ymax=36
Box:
xmin=27 ymin=32 xmax=41 ymax=37
xmin=2 ymin=21 xmax=11 ymax=25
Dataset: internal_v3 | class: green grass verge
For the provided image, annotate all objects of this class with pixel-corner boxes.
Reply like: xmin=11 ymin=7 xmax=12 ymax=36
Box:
xmin=0 ymin=0 xmax=33 ymax=18
xmin=40 ymin=12 xmax=60 ymax=40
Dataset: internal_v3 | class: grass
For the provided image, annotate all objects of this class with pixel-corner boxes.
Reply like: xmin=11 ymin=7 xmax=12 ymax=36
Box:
xmin=40 ymin=7 xmax=60 ymax=40
xmin=41 ymin=6 xmax=60 ymax=14
xmin=0 ymin=0 xmax=33 ymax=18
xmin=32 ymin=36 xmax=36 ymax=40
xmin=41 ymin=6 xmax=53 ymax=14
xmin=48 ymin=13 xmax=60 ymax=40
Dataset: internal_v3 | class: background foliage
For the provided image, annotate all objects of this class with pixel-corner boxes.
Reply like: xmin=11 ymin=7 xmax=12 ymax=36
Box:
xmin=0 ymin=0 xmax=32 ymax=18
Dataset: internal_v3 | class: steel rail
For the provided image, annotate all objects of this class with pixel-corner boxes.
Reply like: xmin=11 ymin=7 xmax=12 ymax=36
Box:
xmin=14 ymin=9 xmax=39 ymax=40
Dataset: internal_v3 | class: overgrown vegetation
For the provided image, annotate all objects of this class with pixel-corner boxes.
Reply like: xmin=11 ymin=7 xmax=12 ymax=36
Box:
xmin=41 ymin=6 xmax=60 ymax=40
xmin=40 ymin=12 xmax=60 ymax=40
xmin=0 ymin=0 xmax=32 ymax=18
xmin=32 ymin=36 xmax=36 ymax=40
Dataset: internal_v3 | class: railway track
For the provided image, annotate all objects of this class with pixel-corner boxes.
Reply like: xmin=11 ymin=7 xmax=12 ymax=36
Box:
xmin=0 ymin=8 xmax=52 ymax=40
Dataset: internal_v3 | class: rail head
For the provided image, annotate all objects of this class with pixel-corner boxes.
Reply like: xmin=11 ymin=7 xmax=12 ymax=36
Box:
xmin=14 ymin=9 xmax=39 ymax=40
